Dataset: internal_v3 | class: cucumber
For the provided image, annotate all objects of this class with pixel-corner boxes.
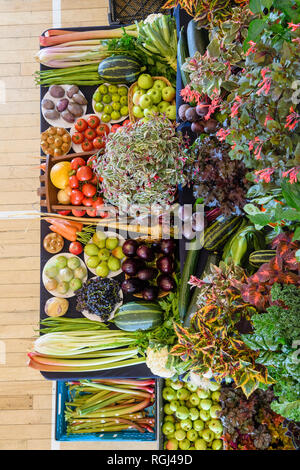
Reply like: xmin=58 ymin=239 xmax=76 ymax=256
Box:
xmin=113 ymin=301 xmax=163 ymax=332
xmin=179 ymin=237 xmax=202 ymax=321
xmin=183 ymin=253 xmax=218 ymax=327
xmin=178 ymin=27 xmax=190 ymax=87
xmin=187 ymin=20 xmax=209 ymax=57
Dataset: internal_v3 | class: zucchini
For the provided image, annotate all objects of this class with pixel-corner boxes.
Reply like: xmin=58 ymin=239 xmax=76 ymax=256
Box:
xmin=183 ymin=252 xmax=218 ymax=327
xmin=222 ymin=223 xmax=265 ymax=267
xmin=249 ymin=250 xmax=276 ymax=267
xmin=201 ymin=216 xmax=243 ymax=252
xmin=187 ymin=20 xmax=209 ymax=58
xmin=179 ymin=237 xmax=202 ymax=321
xmin=178 ymin=27 xmax=190 ymax=87
xmin=113 ymin=301 xmax=163 ymax=332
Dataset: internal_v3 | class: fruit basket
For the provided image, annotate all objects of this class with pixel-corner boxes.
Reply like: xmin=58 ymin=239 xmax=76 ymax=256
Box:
xmin=38 ymin=150 xmax=96 ymax=213
xmin=128 ymin=76 xmax=175 ymax=123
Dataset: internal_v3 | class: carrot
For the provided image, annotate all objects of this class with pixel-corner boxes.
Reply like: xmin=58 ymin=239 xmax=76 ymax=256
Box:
xmin=39 ymin=28 xmax=127 ymax=47
xmin=49 ymin=224 xmax=77 ymax=242
xmin=45 ymin=217 xmax=83 ymax=232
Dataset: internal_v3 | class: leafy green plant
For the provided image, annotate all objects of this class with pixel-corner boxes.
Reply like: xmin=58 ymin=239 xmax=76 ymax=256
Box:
xmin=243 ymin=283 xmax=300 ymax=422
xmin=171 ymin=262 xmax=274 ymax=398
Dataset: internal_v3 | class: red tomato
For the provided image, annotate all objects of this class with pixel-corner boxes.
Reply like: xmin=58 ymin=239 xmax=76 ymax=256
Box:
xmin=110 ymin=124 xmax=121 ymax=133
xmin=72 ymin=132 xmax=84 ymax=145
xmin=86 ymin=208 xmax=97 ymax=217
xmin=92 ymin=196 xmax=104 ymax=209
xmin=96 ymin=124 xmax=110 ymax=136
xmin=87 ymin=155 xmax=97 ymax=167
xmin=81 ymin=140 xmax=94 ymax=152
xmin=75 ymin=118 xmax=88 ymax=132
xmin=72 ymin=209 xmax=86 ymax=217
xmin=69 ymin=241 xmax=83 ymax=255
xmin=71 ymin=157 xmax=86 ymax=170
xmin=87 ymin=115 xmax=100 ymax=129
xmin=57 ymin=210 xmax=71 ymax=215
xmin=70 ymin=189 xmax=84 ymax=205
xmin=122 ymin=119 xmax=131 ymax=127
xmin=82 ymin=197 xmax=94 ymax=207
xmin=84 ymin=128 xmax=96 ymax=141
xmin=89 ymin=174 xmax=98 ymax=185
xmin=82 ymin=183 xmax=97 ymax=198
xmin=69 ymin=175 xmax=79 ymax=189
xmin=77 ymin=165 xmax=93 ymax=182
xmin=93 ymin=136 xmax=105 ymax=149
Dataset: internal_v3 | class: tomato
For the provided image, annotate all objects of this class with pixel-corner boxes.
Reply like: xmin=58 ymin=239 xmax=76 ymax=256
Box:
xmin=86 ymin=208 xmax=97 ymax=217
xmin=96 ymin=124 xmax=110 ymax=136
xmin=70 ymin=189 xmax=84 ymax=206
xmin=84 ymin=128 xmax=96 ymax=141
xmin=75 ymin=118 xmax=88 ymax=132
xmin=57 ymin=210 xmax=71 ymax=216
xmin=81 ymin=140 xmax=94 ymax=152
xmin=89 ymin=174 xmax=98 ymax=185
xmin=82 ymin=183 xmax=97 ymax=198
xmin=69 ymin=241 xmax=83 ymax=255
xmin=72 ymin=132 xmax=84 ymax=145
xmin=110 ymin=124 xmax=121 ymax=133
xmin=72 ymin=209 xmax=86 ymax=217
xmin=82 ymin=197 xmax=94 ymax=207
xmin=69 ymin=175 xmax=79 ymax=189
xmin=71 ymin=157 xmax=86 ymax=170
xmin=92 ymin=196 xmax=104 ymax=209
xmin=77 ymin=165 xmax=93 ymax=182
xmin=87 ymin=155 xmax=97 ymax=167
xmin=93 ymin=136 xmax=105 ymax=149
xmin=87 ymin=115 xmax=100 ymax=129
xmin=122 ymin=119 xmax=131 ymax=127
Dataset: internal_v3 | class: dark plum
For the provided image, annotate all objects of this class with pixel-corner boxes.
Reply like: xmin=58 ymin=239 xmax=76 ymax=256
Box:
xmin=121 ymin=258 xmax=141 ymax=276
xmin=160 ymin=239 xmax=176 ymax=255
xmin=191 ymin=121 xmax=204 ymax=134
xmin=121 ymin=278 xmax=143 ymax=294
xmin=122 ymin=239 xmax=139 ymax=257
xmin=157 ymin=274 xmax=175 ymax=292
xmin=156 ymin=255 xmax=174 ymax=274
xmin=137 ymin=267 xmax=158 ymax=281
xmin=136 ymin=244 xmax=155 ymax=262
xmin=142 ymin=286 xmax=159 ymax=301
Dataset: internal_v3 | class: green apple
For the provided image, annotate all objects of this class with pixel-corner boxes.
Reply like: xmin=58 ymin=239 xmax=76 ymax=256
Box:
xmin=120 ymin=95 xmax=128 ymax=106
xmin=166 ymin=439 xmax=178 ymax=450
xmin=180 ymin=418 xmax=192 ymax=431
xmin=189 ymin=408 xmax=199 ymax=421
xmin=208 ymin=381 xmax=221 ymax=392
xmin=102 ymin=94 xmax=112 ymax=104
xmin=186 ymin=383 xmax=198 ymax=392
xmin=201 ymin=429 xmax=215 ymax=443
xmin=162 ymin=86 xmax=176 ymax=102
xmin=175 ymin=422 xmax=181 ymax=430
xmin=96 ymin=262 xmax=109 ymax=278
xmin=210 ymin=404 xmax=222 ymax=419
xmin=111 ymin=93 xmax=120 ymax=102
xmin=103 ymin=104 xmax=113 ymax=114
xmin=162 ymin=421 xmax=175 ymax=436
xmin=162 ymin=387 xmax=176 ymax=402
xmin=101 ymin=113 xmax=111 ymax=123
xmin=166 ymin=104 xmax=176 ymax=120
xmin=193 ymin=419 xmax=204 ymax=432
xmin=111 ymin=111 xmax=121 ymax=121
xmin=199 ymin=409 xmax=210 ymax=422
xmin=118 ymin=85 xmax=128 ymax=96
xmin=139 ymin=94 xmax=152 ymax=110
xmin=132 ymin=105 xmax=144 ymax=119
xmin=169 ymin=399 xmax=180 ymax=412
xmin=164 ymin=415 xmax=175 ymax=423
xmin=112 ymin=102 xmax=121 ymax=111
xmin=212 ymin=439 xmax=223 ymax=450
xmin=194 ymin=438 xmax=207 ymax=450
xmin=147 ymin=88 xmax=162 ymax=104
xmin=200 ymin=399 xmax=212 ymax=411
xmin=94 ymin=102 xmax=104 ymax=113
xmin=188 ymin=393 xmax=200 ymax=407
xmin=153 ymin=79 xmax=167 ymax=91
xmin=164 ymin=404 xmax=173 ymax=415
xmin=132 ymin=90 xmax=145 ymax=106
xmin=170 ymin=381 xmax=183 ymax=391
xmin=197 ymin=389 xmax=210 ymax=399
xmin=208 ymin=419 xmax=223 ymax=435
xmin=137 ymin=73 xmax=154 ymax=89
xmin=108 ymin=84 xmax=118 ymax=94
xmin=143 ymin=106 xmax=158 ymax=117
xmin=212 ymin=391 xmax=221 ymax=402
xmin=187 ymin=429 xmax=198 ymax=442
xmin=175 ymin=405 xmax=189 ymax=420
xmin=98 ymin=248 xmax=110 ymax=261
xmin=174 ymin=429 xmax=186 ymax=441
xmin=107 ymin=256 xmax=120 ymax=272
xmin=179 ymin=439 xmax=191 ymax=450
xmin=87 ymin=256 xmax=100 ymax=269
xmin=99 ymin=84 xmax=108 ymax=94
xmin=176 ymin=388 xmax=190 ymax=401
xmin=158 ymin=100 xmax=170 ymax=113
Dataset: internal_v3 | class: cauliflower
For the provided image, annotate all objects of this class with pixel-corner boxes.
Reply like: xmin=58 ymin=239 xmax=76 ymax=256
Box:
xmin=189 ymin=371 xmax=213 ymax=390
xmin=144 ymin=13 xmax=164 ymax=24
xmin=146 ymin=346 xmax=176 ymax=378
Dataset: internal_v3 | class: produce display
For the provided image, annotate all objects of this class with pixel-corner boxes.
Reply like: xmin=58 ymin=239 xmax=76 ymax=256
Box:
xmin=32 ymin=5 xmax=300 ymax=450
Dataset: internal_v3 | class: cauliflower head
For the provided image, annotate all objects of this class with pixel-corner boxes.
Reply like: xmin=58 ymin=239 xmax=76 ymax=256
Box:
xmin=146 ymin=346 xmax=176 ymax=378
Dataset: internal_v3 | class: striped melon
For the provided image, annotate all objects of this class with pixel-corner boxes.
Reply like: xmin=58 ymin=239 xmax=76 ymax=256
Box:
xmin=249 ymin=250 xmax=276 ymax=267
xmin=113 ymin=302 xmax=163 ymax=332
xmin=98 ymin=56 xmax=146 ymax=84
xmin=202 ymin=216 xmax=243 ymax=252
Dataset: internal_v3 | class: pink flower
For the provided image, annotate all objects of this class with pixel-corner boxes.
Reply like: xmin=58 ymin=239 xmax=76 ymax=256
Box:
xmin=282 ymin=166 xmax=300 ymax=184
xmin=285 ymin=107 xmax=300 ymax=131
xmin=230 ymin=95 xmax=242 ymax=118
xmin=264 ymin=114 xmax=273 ymax=126
xmin=216 ymin=128 xmax=231 ymax=141
xmin=188 ymin=275 xmax=208 ymax=288
xmin=249 ymin=137 xmax=264 ymax=159
xmin=205 ymin=93 xmax=221 ymax=120
xmin=254 ymin=167 xmax=275 ymax=183
xmin=288 ymin=22 xmax=300 ymax=32
xmin=257 ymin=67 xmax=271 ymax=96
xmin=231 ymin=141 xmax=237 ymax=150
xmin=246 ymin=41 xmax=257 ymax=56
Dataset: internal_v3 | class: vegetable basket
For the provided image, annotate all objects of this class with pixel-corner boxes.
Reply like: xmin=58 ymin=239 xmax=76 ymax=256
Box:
xmin=108 ymin=0 xmax=168 ymax=25
xmin=55 ymin=379 xmax=160 ymax=442
xmin=128 ymin=76 xmax=175 ymax=123
xmin=38 ymin=150 xmax=95 ymax=213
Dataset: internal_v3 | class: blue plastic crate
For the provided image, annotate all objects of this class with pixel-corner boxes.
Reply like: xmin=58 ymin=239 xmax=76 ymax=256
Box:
xmin=55 ymin=380 xmax=158 ymax=442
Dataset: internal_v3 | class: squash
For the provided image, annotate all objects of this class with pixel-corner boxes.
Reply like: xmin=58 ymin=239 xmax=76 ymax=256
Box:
xmin=113 ymin=301 xmax=163 ymax=331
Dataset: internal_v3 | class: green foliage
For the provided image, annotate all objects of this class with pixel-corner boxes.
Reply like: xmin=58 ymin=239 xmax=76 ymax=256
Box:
xmin=243 ymin=283 xmax=300 ymax=421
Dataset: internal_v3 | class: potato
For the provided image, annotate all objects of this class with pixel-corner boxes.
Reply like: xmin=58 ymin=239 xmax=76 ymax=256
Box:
xmin=67 ymin=103 xmax=83 ymax=117
xmin=44 ymin=109 xmax=60 ymax=120
xmin=61 ymin=110 xmax=75 ymax=123
xmin=45 ymin=297 xmax=69 ymax=317
xmin=56 ymin=98 xmax=69 ymax=112
xmin=66 ymin=85 xmax=79 ymax=98
xmin=49 ymin=85 xmax=65 ymax=98
xmin=71 ymin=93 xmax=87 ymax=105
xmin=42 ymin=98 xmax=55 ymax=110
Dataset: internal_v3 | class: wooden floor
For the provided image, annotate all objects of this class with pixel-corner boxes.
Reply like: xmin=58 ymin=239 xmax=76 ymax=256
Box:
xmin=0 ymin=0 xmax=157 ymax=450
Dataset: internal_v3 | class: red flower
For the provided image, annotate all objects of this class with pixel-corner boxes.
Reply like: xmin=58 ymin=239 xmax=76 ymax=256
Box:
xmin=257 ymin=67 xmax=271 ymax=96
xmin=264 ymin=114 xmax=273 ymax=126
xmin=284 ymin=106 xmax=300 ymax=131
xmin=288 ymin=22 xmax=300 ymax=31
xmin=230 ymin=95 xmax=242 ymax=118
xmin=254 ymin=167 xmax=275 ymax=183
xmin=282 ymin=166 xmax=300 ymax=184
xmin=216 ymin=128 xmax=231 ymax=141
xmin=246 ymin=41 xmax=257 ymax=56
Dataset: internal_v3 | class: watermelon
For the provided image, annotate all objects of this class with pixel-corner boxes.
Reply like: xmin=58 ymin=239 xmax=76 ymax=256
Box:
xmin=113 ymin=302 xmax=163 ymax=331
xmin=98 ymin=56 xmax=146 ymax=84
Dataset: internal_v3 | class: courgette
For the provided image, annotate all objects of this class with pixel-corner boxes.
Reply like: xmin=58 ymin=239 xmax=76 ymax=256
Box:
xmin=183 ymin=252 xmax=218 ymax=327
xmin=178 ymin=27 xmax=190 ymax=88
xmin=179 ymin=237 xmax=202 ymax=321
xmin=187 ymin=20 xmax=209 ymax=58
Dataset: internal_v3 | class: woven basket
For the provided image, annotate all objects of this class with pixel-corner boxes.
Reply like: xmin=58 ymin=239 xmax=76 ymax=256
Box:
xmin=128 ymin=76 xmax=175 ymax=123
xmin=124 ymin=237 xmax=175 ymax=299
